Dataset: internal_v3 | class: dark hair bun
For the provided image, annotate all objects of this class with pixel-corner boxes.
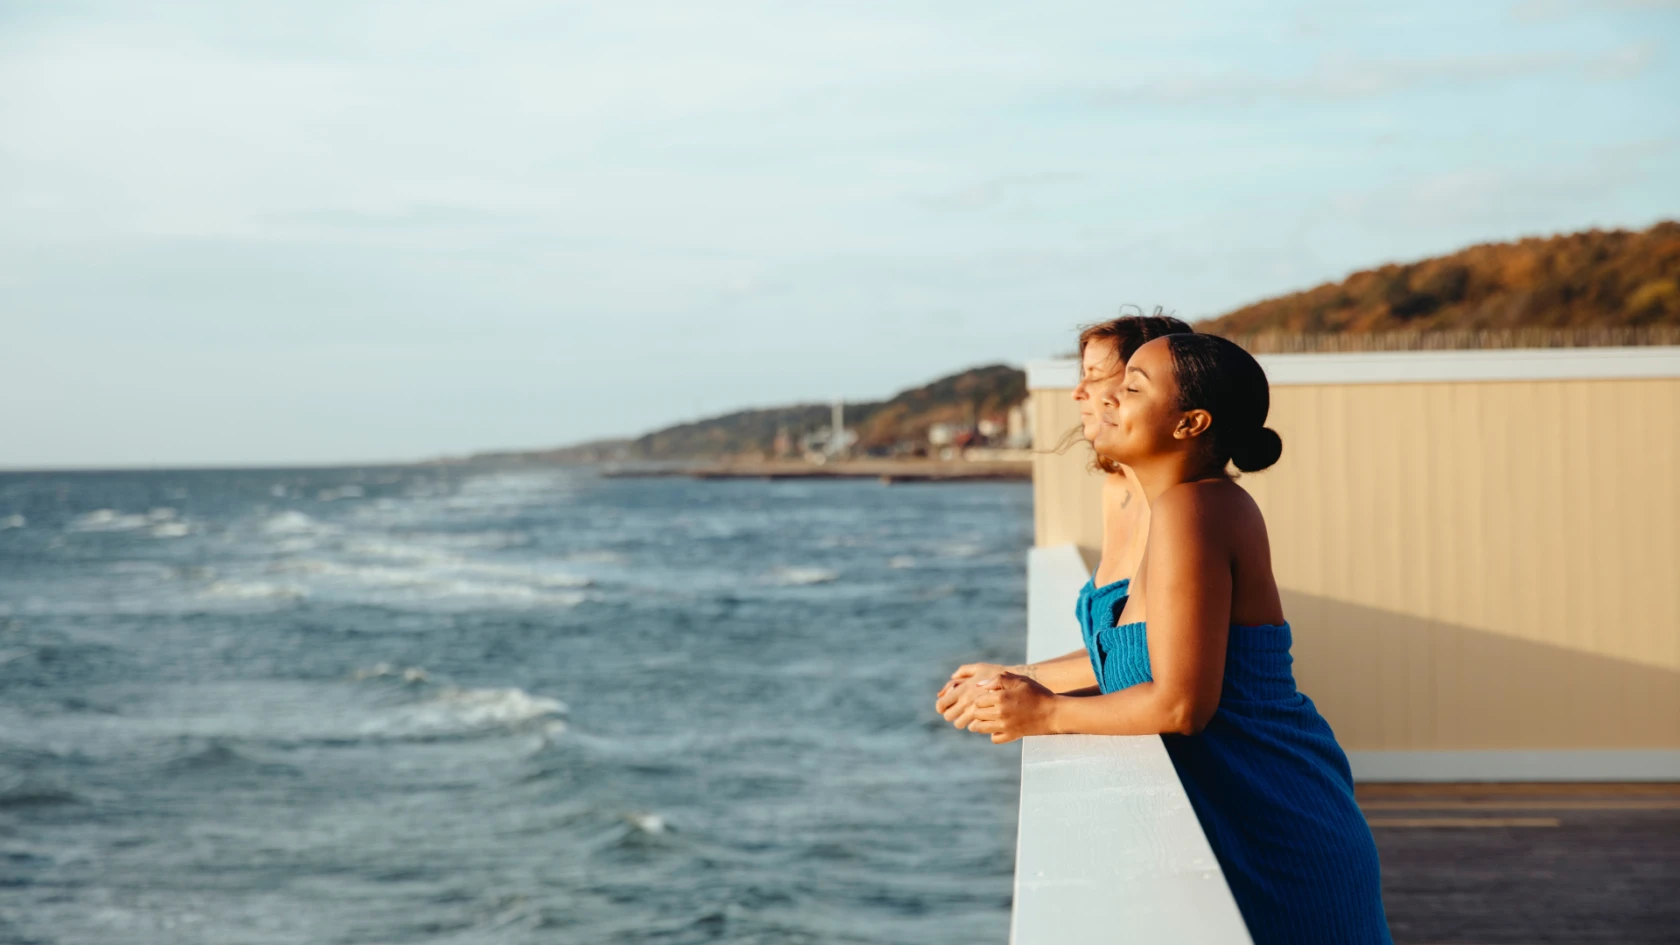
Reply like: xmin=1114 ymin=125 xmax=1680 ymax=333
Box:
xmin=1230 ymin=426 xmax=1283 ymax=473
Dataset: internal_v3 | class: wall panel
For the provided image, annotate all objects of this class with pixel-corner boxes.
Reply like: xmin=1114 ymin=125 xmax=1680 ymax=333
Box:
xmin=1029 ymin=364 xmax=1680 ymax=752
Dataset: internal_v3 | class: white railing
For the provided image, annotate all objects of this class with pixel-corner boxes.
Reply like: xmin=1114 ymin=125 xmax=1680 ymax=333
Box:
xmin=1010 ymin=544 xmax=1252 ymax=945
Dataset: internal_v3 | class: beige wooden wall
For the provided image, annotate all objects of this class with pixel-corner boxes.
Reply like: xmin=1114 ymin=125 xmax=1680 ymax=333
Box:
xmin=1030 ymin=372 xmax=1680 ymax=752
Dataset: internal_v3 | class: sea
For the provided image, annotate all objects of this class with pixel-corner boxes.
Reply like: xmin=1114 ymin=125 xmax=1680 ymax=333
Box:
xmin=0 ymin=466 xmax=1031 ymax=945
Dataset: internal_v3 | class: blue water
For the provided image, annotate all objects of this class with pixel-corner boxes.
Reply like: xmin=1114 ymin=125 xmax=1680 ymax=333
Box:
xmin=0 ymin=466 xmax=1029 ymax=944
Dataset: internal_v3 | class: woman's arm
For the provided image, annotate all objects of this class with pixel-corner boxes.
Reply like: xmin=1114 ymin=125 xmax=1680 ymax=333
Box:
xmin=970 ymin=485 xmax=1232 ymax=743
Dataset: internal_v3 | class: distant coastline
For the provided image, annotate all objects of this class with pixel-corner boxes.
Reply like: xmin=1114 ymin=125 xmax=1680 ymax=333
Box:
xmin=599 ymin=458 xmax=1030 ymax=483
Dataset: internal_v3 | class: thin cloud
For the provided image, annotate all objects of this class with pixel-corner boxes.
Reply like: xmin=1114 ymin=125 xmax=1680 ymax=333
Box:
xmin=1511 ymin=0 xmax=1680 ymax=24
xmin=1328 ymin=137 xmax=1680 ymax=229
xmin=911 ymin=171 xmax=1092 ymax=213
xmin=1089 ymin=41 xmax=1658 ymax=107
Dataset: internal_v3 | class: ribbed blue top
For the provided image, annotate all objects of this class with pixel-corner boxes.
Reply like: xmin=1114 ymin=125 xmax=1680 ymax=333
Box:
xmin=1075 ymin=576 xmax=1129 ymax=684
xmin=1075 ymin=597 xmax=1392 ymax=944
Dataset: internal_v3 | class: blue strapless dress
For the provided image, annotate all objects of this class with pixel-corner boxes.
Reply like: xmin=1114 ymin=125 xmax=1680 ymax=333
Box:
xmin=1076 ymin=588 xmax=1392 ymax=944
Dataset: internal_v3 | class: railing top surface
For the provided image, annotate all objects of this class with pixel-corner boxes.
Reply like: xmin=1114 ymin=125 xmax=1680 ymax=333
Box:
xmin=1011 ymin=545 xmax=1251 ymax=945
xmin=1026 ymin=344 xmax=1680 ymax=390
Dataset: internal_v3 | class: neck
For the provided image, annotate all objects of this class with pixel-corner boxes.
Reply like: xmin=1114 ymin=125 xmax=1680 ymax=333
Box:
xmin=1130 ymin=451 xmax=1224 ymax=503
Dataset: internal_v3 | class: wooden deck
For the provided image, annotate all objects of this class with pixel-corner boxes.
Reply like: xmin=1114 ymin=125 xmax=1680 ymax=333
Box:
xmin=1360 ymin=782 xmax=1680 ymax=944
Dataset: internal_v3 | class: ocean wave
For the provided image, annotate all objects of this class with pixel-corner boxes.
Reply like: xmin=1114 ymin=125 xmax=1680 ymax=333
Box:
xmin=341 ymin=538 xmax=591 ymax=590
xmin=563 ymin=549 xmax=625 ymax=564
xmin=317 ymin=485 xmax=364 ymax=502
xmin=341 ymin=538 xmax=457 ymax=565
xmin=934 ymin=541 xmax=985 ymax=558
xmin=269 ymin=558 xmax=589 ymax=606
xmin=262 ymin=511 xmax=335 ymax=536
xmin=150 ymin=522 xmax=192 ymax=539
xmin=461 ymin=562 xmax=592 ymax=589
xmin=770 ymin=567 xmax=840 ymax=586
xmin=352 ymin=663 xmax=431 ymax=683
xmin=68 ymin=509 xmax=152 ymax=532
xmin=161 ymin=740 xmax=299 ymax=779
xmin=888 ymin=556 xmax=916 ymax=569
xmin=203 ymin=580 xmax=308 ymax=601
xmin=110 ymin=561 xmax=176 ymax=577
xmin=426 ymin=530 xmax=533 ymax=550
xmin=351 ymin=665 xmax=569 ymax=737
xmin=357 ymin=683 xmax=569 ymax=739
xmin=426 ymin=581 xmax=587 ymax=606
xmin=623 ymin=811 xmax=666 ymax=835
xmin=0 ymin=780 xmax=83 ymax=809
xmin=0 ymin=514 xmax=24 ymax=530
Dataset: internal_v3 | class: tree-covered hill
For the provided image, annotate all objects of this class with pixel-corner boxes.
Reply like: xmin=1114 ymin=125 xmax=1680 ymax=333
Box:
xmin=1197 ymin=220 xmax=1679 ymax=336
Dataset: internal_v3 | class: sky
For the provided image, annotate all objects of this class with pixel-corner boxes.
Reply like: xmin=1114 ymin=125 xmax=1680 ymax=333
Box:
xmin=2 ymin=1 xmax=1677 ymax=469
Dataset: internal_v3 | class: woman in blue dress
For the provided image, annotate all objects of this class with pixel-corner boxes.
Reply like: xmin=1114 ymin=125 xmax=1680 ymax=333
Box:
xmin=966 ymin=334 xmax=1391 ymax=944
xmin=937 ymin=313 xmax=1189 ymax=725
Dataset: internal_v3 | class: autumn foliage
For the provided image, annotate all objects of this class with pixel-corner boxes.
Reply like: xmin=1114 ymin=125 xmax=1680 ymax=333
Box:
xmin=1198 ymin=221 xmax=1680 ymax=336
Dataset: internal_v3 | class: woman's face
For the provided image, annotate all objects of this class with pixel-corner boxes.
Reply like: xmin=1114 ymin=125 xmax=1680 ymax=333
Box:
xmin=1093 ymin=337 xmax=1187 ymax=466
xmin=1071 ymin=337 xmax=1124 ymax=443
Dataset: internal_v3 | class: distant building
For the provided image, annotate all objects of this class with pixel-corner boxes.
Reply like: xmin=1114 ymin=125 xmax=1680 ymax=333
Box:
xmin=927 ymin=423 xmax=956 ymax=447
xmin=798 ymin=399 xmax=855 ymax=463
xmin=1006 ymin=404 xmax=1031 ymax=449
xmin=826 ymin=398 xmax=852 ymax=458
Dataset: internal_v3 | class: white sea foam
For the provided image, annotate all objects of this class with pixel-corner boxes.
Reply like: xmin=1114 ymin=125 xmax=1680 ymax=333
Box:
xmin=146 ymin=508 xmax=177 ymax=523
xmin=68 ymin=509 xmax=151 ymax=532
xmin=203 ymin=580 xmax=308 ymax=601
xmin=431 ymin=686 xmax=567 ymax=725
xmin=359 ymin=683 xmax=568 ymax=737
xmin=888 ymin=556 xmax=917 ymax=569
xmin=461 ymin=560 xmax=592 ymax=588
xmin=935 ymin=541 xmax=985 ymax=558
xmin=424 ymin=530 xmax=532 ymax=550
xmin=342 ymin=538 xmax=456 ymax=565
xmin=0 ymin=515 xmax=25 ymax=530
xmin=352 ymin=663 xmax=430 ymax=683
xmin=624 ymin=812 xmax=666 ymax=835
xmin=427 ymin=581 xmax=587 ymax=606
xmin=151 ymin=522 xmax=192 ymax=539
xmin=263 ymin=511 xmax=331 ymax=535
xmin=771 ymin=567 xmax=840 ymax=586
xmin=270 ymin=556 xmax=589 ymax=605
xmin=440 ymin=471 xmax=573 ymax=513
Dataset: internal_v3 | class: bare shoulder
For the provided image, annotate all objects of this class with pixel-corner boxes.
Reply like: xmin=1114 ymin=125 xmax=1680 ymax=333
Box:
xmin=1151 ymin=480 xmax=1265 ymax=541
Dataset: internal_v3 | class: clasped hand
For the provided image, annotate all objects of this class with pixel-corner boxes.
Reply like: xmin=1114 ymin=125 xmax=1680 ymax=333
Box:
xmin=935 ymin=663 xmax=1058 ymax=744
